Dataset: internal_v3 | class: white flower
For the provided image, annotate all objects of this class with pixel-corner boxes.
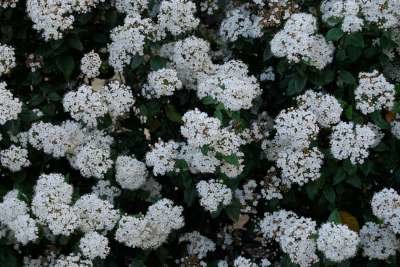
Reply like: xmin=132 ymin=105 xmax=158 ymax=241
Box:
xmin=157 ymin=0 xmax=199 ymax=37
xmin=317 ymin=223 xmax=360 ymax=262
xmin=360 ymin=0 xmax=400 ymax=29
xmin=79 ymin=232 xmax=110 ymax=260
xmin=115 ymin=0 xmax=148 ymax=15
xmin=91 ymin=180 xmax=121 ymax=204
xmin=0 ymin=0 xmax=18 ymax=8
xmin=75 ymin=143 xmax=113 ymax=179
xmin=0 ymin=145 xmax=31 ymax=172
xmin=0 ymin=190 xmax=29 ymax=225
xmin=296 ymin=90 xmax=342 ymax=128
xmin=355 ymin=70 xmax=395 ymax=115
xmin=178 ymin=144 xmax=220 ymax=174
xmin=142 ymin=68 xmax=182 ymax=99
xmin=74 ymin=193 xmax=120 ymax=233
xmin=360 ymin=222 xmax=399 ymax=260
xmin=181 ymin=109 xmax=221 ymax=148
xmin=197 ymin=60 xmax=262 ymax=111
xmin=320 ymin=0 xmax=363 ymax=32
xmin=115 ymin=155 xmax=148 ymax=190
xmin=276 ymin=147 xmax=324 ymax=187
xmin=270 ymin=13 xmax=334 ymax=70
xmin=219 ymin=5 xmax=263 ymax=42
xmin=196 ymin=179 xmax=232 ymax=213
xmin=0 ymin=44 xmax=16 ymax=76
xmin=179 ymin=231 xmax=216 ymax=259
xmin=330 ymin=122 xmax=376 ymax=164
xmin=371 ymin=188 xmax=400 ymax=234
xmin=260 ymin=210 xmax=319 ymax=267
xmin=54 ymin=253 xmax=93 ymax=267
xmin=115 ymin=198 xmax=184 ymax=249
xmin=80 ymin=51 xmax=101 ymax=78
xmin=8 ymin=215 xmax=38 ymax=245
xmin=108 ymin=15 xmax=155 ymax=71
xmin=0 ymin=82 xmax=22 ymax=125
xmin=102 ymin=80 xmax=135 ymax=119
xmin=145 ymin=139 xmax=180 ymax=176
xmin=233 ymin=256 xmax=258 ymax=267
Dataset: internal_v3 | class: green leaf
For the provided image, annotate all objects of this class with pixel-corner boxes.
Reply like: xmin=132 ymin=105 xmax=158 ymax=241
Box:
xmin=333 ymin=169 xmax=346 ymax=185
xmin=225 ymin=198 xmax=241 ymax=222
xmin=56 ymin=54 xmax=75 ymax=80
xmin=370 ymin=111 xmax=389 ymax=129
xmin=165 ymin=104 xmax=182 ymax=123
xmin=67 ymin=37 xmax=84 ymax=51
xmin=130 ymin=55 xmax=144 ymax=70
xmin=346 ymin=175 xmax=361 ymax=188
xmin=150 ymin=56 xmax=168 ymax=71
xmin=345 ymin=33 xmax=364 ymax=48
xmin=327 ymin=209 xmax=342 ymax=224
xmin=305 ymin=180 xmax=322 ymax=200
xmin=326 ymin=27 xmax=344 ymax=41
xmin=201 ymin=96 xmax=217 ymax=105
xmin=222 ymin=154 xmax=240 ymax=166
xmin=323 ymin=187 xmax=336 ymax=204
xmin=287 ymin=75 xmax=307 ymax=96
xmin=339 ymin=70 xmax=356 ymax=85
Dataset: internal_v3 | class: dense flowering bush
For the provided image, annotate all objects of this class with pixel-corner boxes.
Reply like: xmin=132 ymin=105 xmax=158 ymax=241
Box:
xmin=0 ymin=0 xmax=400 ymax=266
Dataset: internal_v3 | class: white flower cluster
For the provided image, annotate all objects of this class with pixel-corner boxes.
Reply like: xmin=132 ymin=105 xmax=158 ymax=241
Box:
xmin=0 ymin=190 xmax=38 ymax=245
xmin=26 ymin=0 xmax=105 ymax=40
xmin=0 ymin=44 xmax=16 ymax=76
xmin=0 ymin=0 xmax=18 ymax=8
xmin=91 ymin=180 xmax=121 ymax=204
xmin=390 ymin=114 xmax=400 ymax=139
xmin=178 ymin=144 xmax=221 ymax=174
xmin=145 ymin=139 xmax=180 ymax=176
xmin=74 ymin=142 xmax=113 ymax=179
xmin=260 ymin=210 xmax=319 ymax=267
xmin=360 ymin=222 xmax=399 ymax=260
xmin=142 ymin=68 xmax=182 ymax=99
xmin=219 ymin=5 xmax=263 ymax=42
xmin=115 ymin=0 xmax=148 ymax=15
xmin=74 ymin=193 xmax=120 ymax=233
xmin=258 ymin=0 xmax=299 ymax=28
xmin=79 ymin=231 xmax=110 ymax=260
xmin=321 ymin=0 xmax=363 ymax=33
xmin=63 ymin=81 xmax=134 ymax=127
xmin=233 ymin=256 xmax=258 ymax=267
xmin=31 ymin=173 xmax=79 ymax=236
xmin=0 ymin=145 xmax=31 ymax=172
xmin=115 ymin=198 xmax=184 ymax=249
xmin=180 ymin=109 xmax=246 ymax=178
xmin=108 ymin=15 xmax=155 ymax=71
xmin=316 ymin=223 xmax=360 ymax=262
xmin=0 ymin=82 xmax=22 ymax=125
xmin=167 ymin=36 xmax=214 ymax=89
xmin=200 ymin=0 xmax=218 ymax=15
xmin=270 ymin=13 xmax=334 ymax=70
xmin=157 ymin=0 xmax=199 ymax=38
xmin=360 ymin=0 xmax=400 ymax=29
xmin=54 ymin=253 xmax=93 ymax=267
xmin=197 ymin=60 xmax=262 ymax=111
xmin=179 ymin=231 xmax=216 ymax=259
xmin=355 ymin=70 xmax=395 ymax=115
xmin=330 ymin=122 xmax=376 ymax=164
xmin=196 ymin=179 xmax=232 ymax=213
xmin=115 ymin=155 xmax=148 ymax=190
xmin=371 ymin=188 xmax=400 ymax=234
xmin=276 ymin=147 xmax=324 ymax=187
xmin=80 ymin=51 xmax=101 ymax=79
xmin=296 ymin=90 xmax=343 ymax=128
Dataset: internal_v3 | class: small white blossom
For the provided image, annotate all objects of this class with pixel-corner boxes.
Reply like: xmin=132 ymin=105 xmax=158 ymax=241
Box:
xmin=79 ymin=232 xmax=110 ymax=260
xmin=81 ymin=51 xmax=101 ymax=78
xmin=115 ymin=155 xmax=148 ymax=190
xmin=0 ymin=145 xmax=31 ymax=172
xmin=142 ymin=68 xmax=182 ymax=99
xmin=0 ymin=44 xmax=16 ymax=76
xmin=196 ymin=179 xmax=232 ymax=213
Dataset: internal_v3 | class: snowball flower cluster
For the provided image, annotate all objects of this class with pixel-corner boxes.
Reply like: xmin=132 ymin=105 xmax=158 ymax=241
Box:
xmin=270 ymin=13 xmax=334 ymax=70
xmin=115 ymin=155 xmax=148 ymax=190
xmin=371 ymin=188 xmax=400 ymax=234
xmin=179 ymin=231 xmax=216 ymax=259
xmin=115 ymin=0 xmax=148 ymax=15
xmin=320 ymin=0 xmax=364 ymax=33
xmin=197 ymin=60 xmax=262 ymax=111
xmin=276 ymin=147 xmax=324 ymax=187
xmin=79 ymin=231 xmax=110 ymax=260
xmin=296 ymin=90 xmax=343 ymax=128
xmin=360 ymin=222 xmax=399 ymax=260
xmin=0 ymin=82 xmax=22 ymax=125
xmin=0 ymin=190 xmax=38 ymax=245
xmin=330 ymin=122 xmax=376 ymax=164
xmin=142 ymin=68 xmax=182 ymax=99
xmin=196 ymin=179 xmax=232 ymax=213
xmin=219 ymin=5 xmax=263 ymax=42
xmin=74 ymin=143 xmax=113 ymax=179
xmin=317 ymin=223 xmax=360 ymax=262
xmin=0 ymin=145 xmax=31 ymax=172
xmin=260 ymin=210 xmax=319 ymax=267
xmin=54 ymin=253 xmax=93 ymax=267
xmin=0 ymin=44 xmax=16 ymax=76
xmin=108 ymin=15 xmax=155 ymax=71
xmin=80 ymin=51 xmax=101 ymax=78
xmin=145 ymin=139 xmax=180 ymax=176
xmin=0 ymin=0 xmax=18 ymax=8
xmin=355 ymin=70 xmax=395 ymax=115
xmin=157 ymin=0 xmax=199 ymax=38
xmin=360 ymin=0 xmax=400 ymax=29
xmin=63 ymin=81 xmax=134 ymax=127
xmin=115 ymin=198 xmax=184 ymax=249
